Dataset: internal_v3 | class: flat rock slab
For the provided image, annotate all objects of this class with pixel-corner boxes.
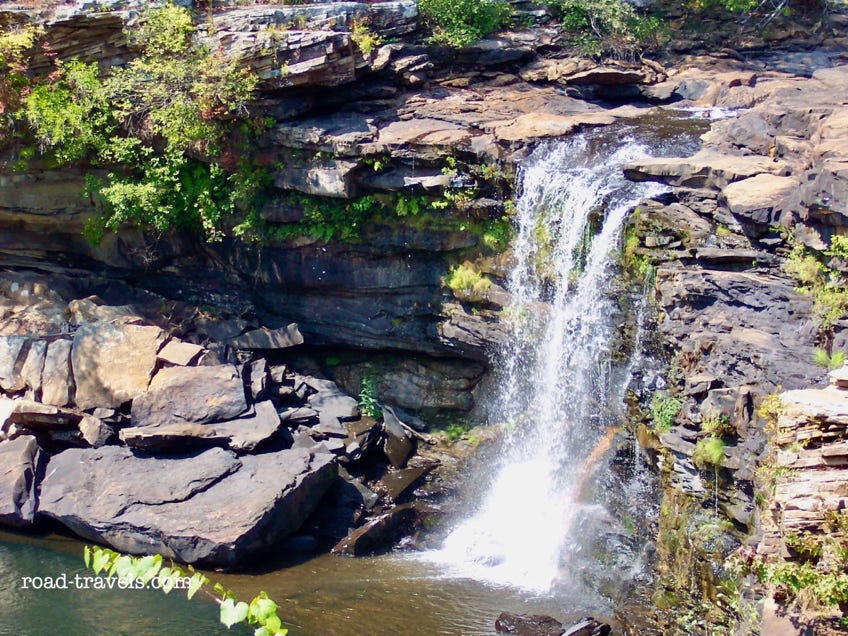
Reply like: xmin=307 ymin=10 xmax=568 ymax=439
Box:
xmin=131 ymin=364 xmax=247 ymax=428
xmin=492 ymin=112 xmax=615 ymax=143
xmin=39 ymin=445 xmax=336 ymax=566
xmin=229 ymin=323 xmax=304 ymax=350
xmin=122 ymin=400 xmax=282 ymax=453
xmin=157 ymin=340 xmax=204 ymax=366
xmin=41 ymin=339 xmax=73 ymax=407
xmin=0 ymin=335 xmax=29 ymax=392
xmin=72 ymin=323 xmax=166 ymax=410
xmin=624 ymin=150 xmax=789 ymax=189
xmin=721 ymin=173 xmax=798 ymax=225
xmin=0 ymin=435 xmax=44 ymax=527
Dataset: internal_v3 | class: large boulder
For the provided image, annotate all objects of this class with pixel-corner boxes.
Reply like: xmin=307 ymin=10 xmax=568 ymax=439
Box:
xmin=38 ymin=445 xmax=336 ymax=566
xmin=72 ymin=323 xmax=166 ymax=409
xmin=0 ymin=435 xmax=44 ymax=527
xmin=131 ymin=365 xmax=248 ymax=428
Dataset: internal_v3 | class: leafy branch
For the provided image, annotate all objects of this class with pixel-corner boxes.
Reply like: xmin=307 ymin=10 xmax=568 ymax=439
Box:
xmin=83 ymin=545 xmax=288 ymax=635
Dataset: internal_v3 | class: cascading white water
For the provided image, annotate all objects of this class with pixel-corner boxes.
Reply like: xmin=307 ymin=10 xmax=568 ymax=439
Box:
xmin=427 ymin=130 xmax=668 ymax=593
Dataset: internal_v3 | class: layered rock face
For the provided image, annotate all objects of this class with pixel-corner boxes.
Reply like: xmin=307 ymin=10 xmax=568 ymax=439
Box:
xmin=760 ymin=372 xmax=848 ymax=556
xmin=0 ymin=0 xmax=676 ymax=379
xmin=622 ymin=57 xmax=848 ymax=630
xmin=625 ymin=62 xmax=848 ymax=520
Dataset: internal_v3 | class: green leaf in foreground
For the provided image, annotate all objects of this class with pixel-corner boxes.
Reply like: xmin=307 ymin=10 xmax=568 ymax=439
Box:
xmin=220 ymin=598 xmax=249 ymax=628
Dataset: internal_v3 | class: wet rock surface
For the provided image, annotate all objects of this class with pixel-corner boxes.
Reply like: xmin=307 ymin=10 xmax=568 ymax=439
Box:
xmin=493 ymin=612 xmax=611 ymax=636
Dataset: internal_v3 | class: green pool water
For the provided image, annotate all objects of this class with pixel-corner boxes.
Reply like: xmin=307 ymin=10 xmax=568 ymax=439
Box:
xmin=0 ymin=531 xmax=611 ymax=636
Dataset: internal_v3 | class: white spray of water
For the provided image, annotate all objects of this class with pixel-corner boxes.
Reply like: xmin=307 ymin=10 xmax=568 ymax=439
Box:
xmin=426 ymin=133 xmax=667 ymax=593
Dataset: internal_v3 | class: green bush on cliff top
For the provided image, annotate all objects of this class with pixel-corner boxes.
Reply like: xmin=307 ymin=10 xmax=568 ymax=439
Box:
xmin=418 ymin=0 xmax=513 ymax=47
xmin=549 ymin=0 xmax=666 ymax=58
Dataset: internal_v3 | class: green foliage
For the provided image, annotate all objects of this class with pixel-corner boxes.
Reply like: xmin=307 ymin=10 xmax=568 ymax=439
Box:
xmin=692 ymin=436 xmax=725 ymax=468
xmin=650 ymin=393 xmax=682 ymax=433
xmin=813 ymin=347 xmax=846 ymax=370
xmin=742 ymin=512 xmax=848 ymax=621
xmin=259 ymin=193 xmax=384 ymax=243
xmin=363 ymin=155 xmax=390 ymax=172
xmin=481 ymin=216 xmax=514 ymax=251
xmin=549 ymin=0 xmax=666 ymax=58
xmin=445 ymin=263 xmax=492 ymax=297
xmin=88 ymin=150 xmax=244 ymax=242
xmin=25 ymin=59 xmax=113 ymax=163
xmin=621 ymin=223 xmax=653 ymax=279
xmin=757 ymin=392 xmax=784 ymax=425
xmin=418 ymin=0 xmax=513 ymax=47
xmin=83 ymin=545 xmax=288 ymax=635
xmin=701 ymin=411 xmax=734 ymax=437
xmin=358 ymin=376 xmax=382 ymax=419
xmin=784 ymin=238 xmax=848 ymax=330
xmin=442 ymin=420 xmax=473 ymax=441
xmin=827 ymin=234 xmax=848 ymax=259
xmin=112 ymin=3 xmax=256 ymax=156
xmin=350 ymin=19 xmax=383 ymax=56
xmin=394 ymin=194 xmax=429 ymax=217
xmin=23 ymin=2 xmax=259 ymax=243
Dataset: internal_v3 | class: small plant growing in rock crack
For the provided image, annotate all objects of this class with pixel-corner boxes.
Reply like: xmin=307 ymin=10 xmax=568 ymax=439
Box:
xmin=692 ymin=436 xmax=725 ymax=469
xmin=784 ymin=237 xmax=848 ymax=330
xmin=444 ymin=263 xmax=491 ymax=298
xmin=358 ymin=376 xmax=382 ymax=418
xmin=441 ymin=420 xmax=474 ymax=441
xmin=812 ymin=347 xmax=845 ymax=370
xmin=649 ymin=393 xmax=682 ymax=433
xmin=350 ymin=19 xmax=382 ymax=57
xmin=83 ymin=545 xmax=288 ymax=635
xmin=700 ymin=411 xmax=734 ymax=437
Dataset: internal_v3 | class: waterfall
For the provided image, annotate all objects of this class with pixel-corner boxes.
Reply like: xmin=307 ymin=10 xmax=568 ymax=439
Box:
xmin=427 ymin=129 xmax=669 ymax=593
